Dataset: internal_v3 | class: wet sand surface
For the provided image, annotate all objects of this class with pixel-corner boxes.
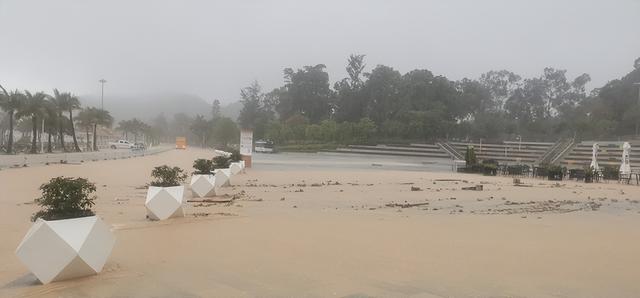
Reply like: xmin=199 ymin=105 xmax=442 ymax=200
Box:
xmin=1 ymin=148 xmax=639 ymax=297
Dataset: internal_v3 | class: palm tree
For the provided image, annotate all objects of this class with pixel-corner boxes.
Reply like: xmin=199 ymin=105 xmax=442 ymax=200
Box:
xmin=117 ymin=119 xmax=133 ymax=140
xmin=0 ymin=86 xmax=24 ymax=154
xmin=16 ymin=91 xmax=47 ymax=153
xmin=61 ymin=91 xmax=82 ymax=152
xmin=50 ymin=89 xmax=68 ymax=152
xmin=92 ymin=108 xmax=113 ymax=151
xmin=75 ymin=108 xmax=94 ymax=151
xmin=42 ymin=99 xmax=59 ymax=153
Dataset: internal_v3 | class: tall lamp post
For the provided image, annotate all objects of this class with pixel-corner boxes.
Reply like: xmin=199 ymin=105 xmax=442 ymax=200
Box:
xmin=99 ymin=79 xmax=107 ymax=110
xmin=516 ymin=135 xmax=522 ymax=151
xmin=635 ymin=83 xmax=640 ymax=136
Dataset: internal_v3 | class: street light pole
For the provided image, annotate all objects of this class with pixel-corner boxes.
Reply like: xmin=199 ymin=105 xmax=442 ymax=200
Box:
xmin=634 ymin=83 xmax=640 ymax=136
xmin=99 ymin=79 xmax=107 ymax=110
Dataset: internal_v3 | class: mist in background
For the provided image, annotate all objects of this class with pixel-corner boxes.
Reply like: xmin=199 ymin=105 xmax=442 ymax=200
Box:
xmin=1 ymin=0 xmax=639 ymax=111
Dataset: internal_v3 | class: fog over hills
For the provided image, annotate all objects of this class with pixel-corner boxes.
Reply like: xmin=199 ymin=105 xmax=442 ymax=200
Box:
xmin=79 ymin=93 xmax=241 ymax=122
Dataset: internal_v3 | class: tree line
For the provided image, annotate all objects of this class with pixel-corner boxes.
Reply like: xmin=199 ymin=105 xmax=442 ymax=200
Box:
xmin=238 ymin=55 xmax=640 ymax=145
xmin=0 ymin=86 xmax=113 ymax=154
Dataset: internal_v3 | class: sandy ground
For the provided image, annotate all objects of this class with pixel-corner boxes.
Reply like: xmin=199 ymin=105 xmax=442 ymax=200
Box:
xmin=1 ymin=148 xmax=640 ymax=297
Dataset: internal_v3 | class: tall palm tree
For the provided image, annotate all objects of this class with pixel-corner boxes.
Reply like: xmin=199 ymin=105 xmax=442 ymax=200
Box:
xmin=75 ymin=108 xmax=94 ymax=151
xmin=54 ymin=90 xmax=82 ymax=152
xmin=50 ymin=89 xmax=68 ymax=152
xmin=16 ymin=91 xmax=47 ymax=153
xmin=117 ymin=119 xmax=132 ymax=139
xmin=42 ymin=99 xmax=59 ymax=153
xmin=0 ymin=86 xmax=24 ymax=154
xmin=92 ymin=108 xmax=113 ymax=151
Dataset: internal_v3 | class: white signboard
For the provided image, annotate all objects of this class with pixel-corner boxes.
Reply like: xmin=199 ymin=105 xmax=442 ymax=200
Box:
xmin=240 ymin=129 xmax=253 ymax=156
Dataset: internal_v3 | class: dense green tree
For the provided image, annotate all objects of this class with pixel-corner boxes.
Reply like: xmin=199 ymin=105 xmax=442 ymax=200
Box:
xmin=212 ymin=117 xmax=239 ymax=147
xmin=277 ymin=64 xmax=333 ymax=123
xmin=190 ymin=114 xmax=211 ymax=147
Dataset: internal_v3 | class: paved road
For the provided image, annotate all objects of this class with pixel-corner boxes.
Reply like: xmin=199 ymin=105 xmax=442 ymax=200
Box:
xmin=0 ymin=146 xmax=173 ymax=169
xmin=252 ymin=151 xmax=457 ymax=172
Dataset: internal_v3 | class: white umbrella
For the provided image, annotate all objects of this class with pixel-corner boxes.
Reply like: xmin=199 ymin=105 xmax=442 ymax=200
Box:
xmin=620 ymin=142 xmax=631 ymax=175
xmin=590 ymin=143 xmax=599 ymax=171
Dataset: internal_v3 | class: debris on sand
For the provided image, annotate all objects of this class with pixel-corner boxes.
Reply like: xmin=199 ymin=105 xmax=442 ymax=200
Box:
xmin=410 ymin=186 xmax=422 ymax=191
xmin=462 ymin=185 xmax=483 ymax=191
xmin=311 ymin=183 xmax=322 ymax=187
xmin=435 ymin=179 xmax=462 ymax=182
xmin=477 ymin=200 xmax=602 ymax=215
xmin=385 ymin=202 xmax=429 ymax=208
xmin=188 ymin=198 xmax=234 ymax=203
xmin=193 ymin=212 xmax=211 ymax=217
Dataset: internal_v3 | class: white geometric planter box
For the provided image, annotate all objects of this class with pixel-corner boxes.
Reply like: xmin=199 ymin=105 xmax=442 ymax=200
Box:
xmin=240 ymin=160 xmax=245 ymax=170
xmin=230 ymin=162 xmax=243 ymax=175
xmin=190 ymin=174 xmax=217 ymax=198
xmin=145 ymin=186 xmax=185 ymax=220
xmin=214 ymin=169 xmax=231 ymax=187
xmin=15 ymin=216 xmax=115 ymax=284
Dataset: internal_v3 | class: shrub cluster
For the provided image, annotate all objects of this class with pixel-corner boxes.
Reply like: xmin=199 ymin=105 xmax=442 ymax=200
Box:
xmin=192 ymin=159 xmax=215 ymax=175
xmin=32 ymin=177 xmax=97 ymax=221
xmin=150 ymin=165 xmax=187 ymax=187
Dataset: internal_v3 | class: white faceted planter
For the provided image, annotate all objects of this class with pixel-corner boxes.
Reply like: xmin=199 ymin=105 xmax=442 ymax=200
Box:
xmin=145 ymin=186 xmax=185 ymax=220
xmin=230 ymin=162 xmax=243 ymax=175
xmin=15 ymin=216 xmax=115 ymax=284
xmin=214 ymin=169 xmax=231 ymax=187
xmin=190 ymin=174 xmax=217 ymax=198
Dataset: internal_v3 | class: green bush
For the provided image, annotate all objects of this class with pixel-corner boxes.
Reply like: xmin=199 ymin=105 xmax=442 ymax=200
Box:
xmin=229 ymin=149 xmax=242 ymax=162
xmin=465 ymin=146 xmax=477 ymax=166
xmin=482 ymin=159 xmax=498 ymax=176
xmin=213 ymin=155 xmax=231 ymax=168
xmin=150 ymin=165 xmax=187 ymax=187
xmin=547 ymin=165 xmax=564 ymax=180
xmin=32 ymin=177 xmax=96 ymax=221
xmin=602 ymin=165 xmax=619 ymax=180
xmin=584 ymin=166 xmax=595 ymax=183
xmin=193 ymin=159 xmax=215 ymax=175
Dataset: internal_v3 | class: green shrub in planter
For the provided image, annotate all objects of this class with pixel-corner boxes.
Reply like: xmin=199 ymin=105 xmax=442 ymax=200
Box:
xmin=213 ymin=155 xmax=231 ymax=168
xmin=193 ymin=159 xmax=215 ymax=175
xmin=229 ymin=149 xmax=242 ymax=162
xmin=31 ymin=177 xmax=97 ymax=221
xmin=547 ymin=165 xmax=564 ymax=180
xmin=150 ymin=165 xmax=187 ymax=187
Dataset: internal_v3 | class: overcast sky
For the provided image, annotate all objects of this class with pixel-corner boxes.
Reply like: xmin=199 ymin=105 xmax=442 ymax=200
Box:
xmin=1 ymin=0 xmax=639 ymax=104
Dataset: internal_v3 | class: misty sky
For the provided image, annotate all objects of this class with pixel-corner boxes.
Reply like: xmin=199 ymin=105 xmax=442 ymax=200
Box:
xmin=1 ymin=0 xmax=639 ymax=104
